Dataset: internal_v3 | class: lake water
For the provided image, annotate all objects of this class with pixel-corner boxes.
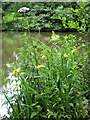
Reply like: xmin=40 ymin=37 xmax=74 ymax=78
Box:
xmin=0 ymin=31 xmax=89 ymax=118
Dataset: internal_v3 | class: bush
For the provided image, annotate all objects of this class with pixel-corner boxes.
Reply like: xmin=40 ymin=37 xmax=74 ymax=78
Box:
xmin=2 ymin=2 xmax=75 ymax=31
xmin=2 ymin=31 xmax=89 ymax=119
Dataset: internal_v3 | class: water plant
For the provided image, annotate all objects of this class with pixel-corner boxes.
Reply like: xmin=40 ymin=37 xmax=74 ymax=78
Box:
xmin=1 ymin=31 xmax=89 ymax=119
xmin=1 ymin=2 xmax=89 ymax=119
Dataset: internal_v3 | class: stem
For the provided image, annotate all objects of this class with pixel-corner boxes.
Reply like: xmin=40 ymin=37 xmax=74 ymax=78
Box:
xmin=33 ymin=46 xmax=40 ymax=91
xmin=34 ymin=46 xmax=38 ymax=76
xmin=24 ymin=12 xmax=30 ymax=33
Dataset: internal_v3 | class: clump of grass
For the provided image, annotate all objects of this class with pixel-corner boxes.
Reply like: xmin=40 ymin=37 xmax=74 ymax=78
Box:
xmin=2 ymin=32 xmax=89 ymax=119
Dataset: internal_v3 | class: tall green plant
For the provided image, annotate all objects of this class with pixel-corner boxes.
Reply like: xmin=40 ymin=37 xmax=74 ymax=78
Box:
xmin=2 ymin=31 xmax=89 ymax=119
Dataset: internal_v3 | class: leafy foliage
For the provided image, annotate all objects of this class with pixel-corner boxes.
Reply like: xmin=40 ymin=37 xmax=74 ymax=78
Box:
xmin=58 ymin=2 xmax=90 ymax=33
xmin=2 ymin=32 xmax=89 ymax=119
xmin=1 ymin=2 xmax=89 ymax=119
xmin=2 ymin=2 xmax=77 ymax=31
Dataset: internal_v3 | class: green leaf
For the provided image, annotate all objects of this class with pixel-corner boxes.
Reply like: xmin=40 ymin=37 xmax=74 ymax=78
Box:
xmin=64 ymin=115 xmax=69 ymax=118
xmin=70 ymin=8 xmax=74 ymax=11
xmin=58 ymin=16 xmax=61 ymax=20
xmin=60 ymin=105 xmax=64 ymax=110
xmin=62 ymin=17 xmax=66 ymax=21
xmin=31 ymin=102 xmax=38 ymax=107
xmin=78 ymin=2 xmax=84 ymax=7
xmin=31 ymin=112 xmax=38 ymax=118
xmin=69 ymin=103 xmax=73 ymax=107
xmin=74 ymin=9 xmax=78 ymax=13
xmin=58 ymin=114 xmax=62 ymax=118
xmin=36 ymin=105 xmax=42 ymax=111
xmin=28 ymin=23 xmax=34 ymax=27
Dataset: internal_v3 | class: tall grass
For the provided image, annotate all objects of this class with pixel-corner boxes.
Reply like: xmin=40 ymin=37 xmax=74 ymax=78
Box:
xmin=2 ymin=31 xmax=89 ymax=119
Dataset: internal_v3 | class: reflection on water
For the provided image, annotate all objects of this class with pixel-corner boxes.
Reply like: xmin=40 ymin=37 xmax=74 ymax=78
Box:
xmin=0 ymin=94 xmax=8 ymax=118
xmin=0 ymin=70 xmax=20 ymax=118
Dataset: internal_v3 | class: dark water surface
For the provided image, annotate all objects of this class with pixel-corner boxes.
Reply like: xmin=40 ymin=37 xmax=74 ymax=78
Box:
xmin=2 ymin=31 xmax=88 ymax=79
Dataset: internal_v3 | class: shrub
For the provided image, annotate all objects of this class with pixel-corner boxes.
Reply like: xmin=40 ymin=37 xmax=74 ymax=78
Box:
xmin=2 ymin=31 xmax=89 ymax=119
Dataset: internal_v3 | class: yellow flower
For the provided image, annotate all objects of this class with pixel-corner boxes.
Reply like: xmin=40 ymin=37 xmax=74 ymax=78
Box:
xmin=41 ymin=65 xmax=44 ymax=67
xmin=37 ymin=65 xmax=40 ymax=69
xmin=71 ymin=49 xmax=76 ymax=54
xmin=58 ymin=16 xmax=61 ymax=20
xmin=42 ymin=55 xmax=47 ymax=59
xmin=64 ymin=54 xmax=68 ymax=57
xmin=37 ymin=65 xmax=44 ymax=69
xmin=73 ymin=65 xmax=79 ymax=69
xmin=20 ymin=72 xmax=25 ymax=76
xmin=13 ymin=70 xmax=16 ymax=74
xmin=52 ymin=31 xmax=56 ymax=36
xmin=72 ymin=46 xmax=76 ymax=49
xmin=71 ymin=47 xmax=77 ymax=54
xmin=13 ymin=85 xmax=19 ymax=90
xmin=13 ymin=68 xmax=20 ymax=74
xmin=16 ymin=68 xmax=20 ymax=73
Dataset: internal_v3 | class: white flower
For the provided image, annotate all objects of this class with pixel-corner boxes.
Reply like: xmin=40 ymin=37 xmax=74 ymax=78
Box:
xmin=18 ymin=7 xmax=29 ymax=13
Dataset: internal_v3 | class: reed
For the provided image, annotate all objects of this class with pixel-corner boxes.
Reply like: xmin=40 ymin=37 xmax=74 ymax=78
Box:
xmin=2 ymin=31 xmax=89 ymax=119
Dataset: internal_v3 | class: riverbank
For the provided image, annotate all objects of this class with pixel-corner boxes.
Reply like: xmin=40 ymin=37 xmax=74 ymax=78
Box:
xmin=0 ymin=31 xmax=89 ymax=119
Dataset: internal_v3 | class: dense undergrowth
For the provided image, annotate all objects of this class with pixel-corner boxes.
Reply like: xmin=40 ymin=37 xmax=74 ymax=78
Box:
xmin=2 ymin=2 xmax=89 ymax=32
xmin=1 ymin=31 xmax=89 ymax=119
xmin=1 ymin=2 xmax=89 ymax=120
